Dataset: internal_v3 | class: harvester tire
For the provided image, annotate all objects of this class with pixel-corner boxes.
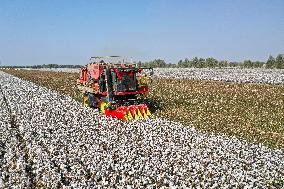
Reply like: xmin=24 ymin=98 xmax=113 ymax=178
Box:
xmin=87 ymin=93 xmax=96 ymax=108
xmin=95 ymin=96 xmax=101 ymax=109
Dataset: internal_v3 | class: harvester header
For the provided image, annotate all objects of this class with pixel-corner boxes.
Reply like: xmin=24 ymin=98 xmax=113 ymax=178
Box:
xmin=77 ymin=56 xmax=153 ymax=121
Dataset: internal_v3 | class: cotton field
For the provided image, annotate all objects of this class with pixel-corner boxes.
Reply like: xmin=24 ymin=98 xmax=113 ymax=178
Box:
xmin=154 ymin=68 xmax=284 ymax=85
xmin=3 ymin=69 xmax=284 ymax=148
xmin=20 ymin=67 xmax=284 ymax=85
xmin=1 ymin=71 xmax=284 ymax=188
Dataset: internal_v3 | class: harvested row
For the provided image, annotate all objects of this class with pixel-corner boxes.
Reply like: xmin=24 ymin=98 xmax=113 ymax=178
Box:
xmin=0 ymin=72 xmax=284 ymax=188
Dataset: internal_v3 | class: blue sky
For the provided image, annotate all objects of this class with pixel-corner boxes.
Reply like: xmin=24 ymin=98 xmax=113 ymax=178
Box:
xmin=0 ymin=0 xmax=283 ymax=66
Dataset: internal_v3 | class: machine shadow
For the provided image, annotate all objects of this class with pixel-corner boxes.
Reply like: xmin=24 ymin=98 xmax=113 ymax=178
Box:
xmin=140 ymin=98 xmax=163 ymax=114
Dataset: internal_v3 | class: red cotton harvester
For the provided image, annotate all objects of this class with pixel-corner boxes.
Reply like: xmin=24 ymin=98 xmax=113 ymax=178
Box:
xmin=77 ymin=56 xmax=153 ymax=121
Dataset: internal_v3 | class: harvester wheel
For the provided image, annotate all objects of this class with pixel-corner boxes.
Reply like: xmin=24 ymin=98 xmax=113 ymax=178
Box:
xmin=87 ymin=93 xmax=94 ymax=107
xmin=95 ymin=96 xmax=101 ymax=109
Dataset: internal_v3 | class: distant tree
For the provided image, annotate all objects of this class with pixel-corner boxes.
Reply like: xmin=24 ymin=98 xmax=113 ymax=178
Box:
xmin=137 ymin=61 xmax=142 ymax=67
xmin=253 ymin=61 xmax=265 ymax=68
xmin=198 ymin=58 xmax=205 ymax=68
xmin=167 ymin=63 xmax=176 ymax=68
xmin=266 ymin=55 xmax=276 ymax=68
xmin=184 ymin=58 xmax=191 ymax=67
xmin=191 ymin=57 xmax=199 ymax=68
xmin=218 ymin=60 xmax=227 ymax=68
xmin=228 ymin=62 xmax=234 ymax=67
xmin=206 ymin=57 xmax=218 ymax=68
xmin=144 ymin=59 xmax=167 ymax=68
xmin=243 ymin=60 xmax=253 ymax=68
xmin=275 ymin=54 xmax=284 ymax=69
xmin=154 ymin=59 xmax=166 ymax=68
xmin=178 ymin=60 xmax=184 ymax=68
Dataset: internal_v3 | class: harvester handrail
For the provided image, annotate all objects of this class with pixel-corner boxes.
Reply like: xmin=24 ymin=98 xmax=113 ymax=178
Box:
xmin=90 ymin=56 xmax=121 ymax=59
xmin=109 ymin=67 xmax=153 ymax=70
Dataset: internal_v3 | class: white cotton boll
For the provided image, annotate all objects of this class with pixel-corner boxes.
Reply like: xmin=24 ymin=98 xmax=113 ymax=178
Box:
xmin=153 ymin=68 xmax=284 ymax=84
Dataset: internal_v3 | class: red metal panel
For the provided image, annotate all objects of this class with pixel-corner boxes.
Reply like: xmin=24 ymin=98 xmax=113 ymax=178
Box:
xmin=80 ymin=67 xmax=88 ymax=82
xmin=93 ymin=65 xmax=100 ymax=80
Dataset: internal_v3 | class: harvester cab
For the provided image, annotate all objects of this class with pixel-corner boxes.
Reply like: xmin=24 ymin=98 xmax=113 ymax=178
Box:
xmin=77 ymin=56 xmax=153 ymax=121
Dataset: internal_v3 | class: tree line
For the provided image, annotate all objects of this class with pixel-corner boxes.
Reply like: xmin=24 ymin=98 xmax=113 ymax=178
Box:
xmin=138 ymin=54 xmax=284 ymax=69
xmin=1 ymin=54 xmax=283 ymax=69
